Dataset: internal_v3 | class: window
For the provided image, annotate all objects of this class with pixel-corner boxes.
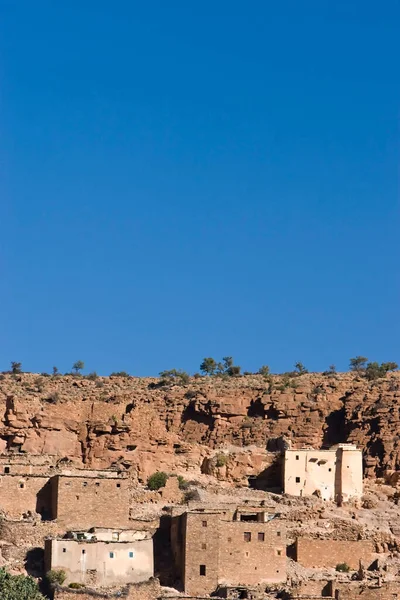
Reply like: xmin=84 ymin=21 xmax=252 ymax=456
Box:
xmin=202 ymin=521 xmax=207 ymax=528
xmin=295 ymin=477 xmax=301 ymax=483
xmin=83 ymin=482 xmax=88 ymax=487
xmin=109 ymin=552 xmax=114 ymax=559
xmin=19 ymin=483 xmax=25 ymax=489
xmin=328 ymin=468 xmax=332 ymax=472
xmin=258 ymin=532 xmax=265 ymax=542
xmin=95 ymin=482 xmax=100 ymax=487
xmin=227 ymin=537 xmax=232 ymax=542
xmin=277 ymin=549 xmax=282 ymax=556
xmin=82 ymin=549 xmax=86 ymax=555
xmin=202 ymin=543 xmax=207 ymax=549
xmin=62 ymin=548 xmax=66 ymax=553
xmin=4 ymin=467 xmax=10 ymax=474
xmin=199 ymin=565 xmax=206 ymax=576
xmin=277 ymin=531 xmax=281 ymax=537
xmin=129 ymin=552 xmax=134 ymax=558
xmin=116 ymin=483 xmax=121 ymax=488
xmin=240 ymin=513 xmax=258 ymax=522
xmin=295 ymin=455 xmax=299 ymax=460
xmin=244 ymin=532 xmax=251 ymax=542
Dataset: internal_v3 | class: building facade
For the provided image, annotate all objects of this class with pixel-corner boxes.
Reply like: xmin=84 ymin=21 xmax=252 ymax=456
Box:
xmin=45 ymin=529 xmax=153 ymax=586
xmin=171 ymin=506 xmax=286 ymax=596
xmin=284 ymin=444 xmax=362 ymax=503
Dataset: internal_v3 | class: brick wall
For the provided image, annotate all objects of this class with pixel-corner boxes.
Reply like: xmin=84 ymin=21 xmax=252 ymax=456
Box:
xmin=0 ymin=475 xmax=51 ymax=518
xmin=219 ymin=519 xmax=286 ymax=586
xmin=183 ymin=512 xmax=220 ymax=596
xmin=295 ymin=537 xmax=376 ymax=569
xmin=53 ymin=475 xmax=130 ymax=529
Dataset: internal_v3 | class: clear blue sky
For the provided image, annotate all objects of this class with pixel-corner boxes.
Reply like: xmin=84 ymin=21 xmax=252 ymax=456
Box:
xmin=1 ymin=1 xmax=399 ymax=376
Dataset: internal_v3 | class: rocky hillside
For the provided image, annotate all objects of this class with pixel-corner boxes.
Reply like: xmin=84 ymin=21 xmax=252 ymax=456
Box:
xmin=0 ymin=371 xmax=399 ymax=483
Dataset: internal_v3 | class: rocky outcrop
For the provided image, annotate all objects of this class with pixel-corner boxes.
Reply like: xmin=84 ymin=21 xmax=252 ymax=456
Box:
xmin=0 ymin=371 xmax=399 ymax=482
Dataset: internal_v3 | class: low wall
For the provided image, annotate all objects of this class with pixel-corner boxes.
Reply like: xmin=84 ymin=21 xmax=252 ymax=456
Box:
xmin=54 ymin=578 xmax=161 ymax=600
xmin=295 ymin=537 xmax=376 ymax=570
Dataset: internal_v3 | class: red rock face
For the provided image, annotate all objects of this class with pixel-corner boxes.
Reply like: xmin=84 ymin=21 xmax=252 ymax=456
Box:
xmin=0 ymin=372 xmax=399 ymax=481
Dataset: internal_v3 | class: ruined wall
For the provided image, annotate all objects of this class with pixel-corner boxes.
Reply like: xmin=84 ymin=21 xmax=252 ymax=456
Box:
xmin=295 ymin=537 xmax=376 ymax=569
xmin=333 ymin=581 xmax=400 ymax=599
xmin=54 ymin=578 xmax=161 ymax=600
xmin=284 ymin=450 xmax=336 ymax=500
xmin=53 ymin=475 xmax=130 ymax=529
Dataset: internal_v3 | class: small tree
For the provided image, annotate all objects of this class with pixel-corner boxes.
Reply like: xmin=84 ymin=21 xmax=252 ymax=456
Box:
xmin=72 ymin=360 xmax=84 ymax=375
xmin=147 ymin=471 xmax=168 ymax=490
xmin=200 ymin=357 xmax=218 ymax=376
xmin=349 ymin=356 xmax=368 ymax=373
xmin=11 ymin=362 xmax=22 ymax=374
xmin=294 ymin=362 xmax=308 ymax=375
xmin=365 ymin=362 xmax=385 ymax=381
xmin=52 ymin=366 xmax=59 ymax=376
xmin=336 ymin=563 xmax=350 ymax=573
xmin=0 ymin=568 xmax=45 ymax=599
xmin=381 ymin=362 xmax=398 ymax=372
xmin=258 ymin=365 xmax=270 ymax=376
xmin=222 ymin=357 xmax=234 ymax=371
xmin=159 ymin=369 xmax=190 ymax=386
xmin=226 ymin=365 xmax=241 ymax=377
xmin=47 ymin=569 xmax=66 ymax=586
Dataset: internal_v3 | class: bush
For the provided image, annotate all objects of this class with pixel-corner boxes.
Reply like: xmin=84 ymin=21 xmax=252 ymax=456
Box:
xmin=294 ymin=362 xmax=308 ymax=375
xmin=110 ymin=371 xmax=130 ymax=377
xmin=159 ymin=369 xmax=190 ymax=386
xmin=365 ymin=362 xmax=386 ymax=381
xmin=0 ymin=568 xmax=45 ymax=599
xmin=69 ymin=582 xmax=85 ymax=589
xmin=46 ymin=391 xmax=61 ymax=404
xmin=147 ymin=471 xmax=169 ymax=490
xmin=215 ymin=453 xmax=228 ymax=467
xmin=86 ymin=372 xmax=98 ymax=380
xmin=177 ymin=475 xmax=187 ymax=490
xmin=258 ymin=365 xmax=270 ymax=376
xmin=336 ymin=563 xmax=350 ymax=572
xmin=47 ymin=569 xmax=66 ymax=586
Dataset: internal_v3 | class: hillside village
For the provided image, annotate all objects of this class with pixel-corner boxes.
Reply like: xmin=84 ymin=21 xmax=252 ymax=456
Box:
xmin=0 ymin=369 xmax=400 ymax=599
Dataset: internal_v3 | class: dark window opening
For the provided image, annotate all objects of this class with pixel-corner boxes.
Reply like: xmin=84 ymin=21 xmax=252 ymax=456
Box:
xmin=4 ymin=467 xmax=10 ymax=474
xmin=244 ymin=532 xmax=251 ymax=542
xmin=82 ymin=549 xmax=86 ymax=555
xmin=129 ymin=552 xmax=134 ymax=558
xmin=258 ymin=532 xmax=265 ymax=541
xmin=277 ymin=549 xmax=282 ymax=556
xmin=328 ymin=468 xmax=332 ymax=472
xmin=202 ymin=521 xmax=207 ymax=528
xmin=240 ymin=513 xmax=258 ymax=522
xmin=83 ymin=482 xmax=88 ymax=487
xmin=227 ymin=537 xmax=232 ymax=542
xmin=109 ymin=552 xmax=114 ymax=558
xmin=95 ymin=482 xmax=100 ymax=487
xmin=277 ymin=531 xmax=281 ymax=537
xmin=116 ymin=483 xmax=121 ymax=488
xmin=62 ymin=548 xmax=66 ymax=553
xmin=199 ymin=565 xmax=206 ymax=576
xmin=202 ymin=543 xmax=207 ymax=549
xmin=295 ymin=455 xmax=299 ymax=460
xmin=19 ymin=483 xmax=25 ymax=489
xmin=239 ymin=591 xmax=248 ymax=599
xmin=295 ymin=477 xmax=301 ymax=483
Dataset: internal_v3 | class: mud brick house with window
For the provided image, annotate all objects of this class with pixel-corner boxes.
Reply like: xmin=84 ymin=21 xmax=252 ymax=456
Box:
xmin=45 ymin=528 xmax=153 ymax=586
xmin=171 ymin=506 xmax=286 ymax=596
xmin=284 ymin=443 xmax=362 ymax=504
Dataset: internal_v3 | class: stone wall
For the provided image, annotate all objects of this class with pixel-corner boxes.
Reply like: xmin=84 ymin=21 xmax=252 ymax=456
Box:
xmin=0 ymin=474 xmax=51 ymax=518
xmin=333 ymin=581 xmax=400 ymax=599
xmin=295 ymin=537 xmax=376 ymax=569
xmin=54 ymin=578 xmax=161 ymax=600
xmin=53 ymin=475 xmax=130 ymax=529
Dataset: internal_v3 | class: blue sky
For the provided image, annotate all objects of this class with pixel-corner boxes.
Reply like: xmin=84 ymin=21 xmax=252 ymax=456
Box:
xmin=1 ymin=1 xmax=399 ymax=376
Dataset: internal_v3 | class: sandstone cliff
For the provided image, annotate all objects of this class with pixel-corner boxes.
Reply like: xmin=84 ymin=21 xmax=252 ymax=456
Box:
xmin=0 ymin=371 xmax=399 ymax=483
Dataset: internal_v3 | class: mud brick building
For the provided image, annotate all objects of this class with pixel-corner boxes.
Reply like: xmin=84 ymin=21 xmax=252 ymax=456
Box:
xmin=171 ymin=506 xmax=286 ymax=596
xmin=45 ymin=528 xmax=153 ymax=586
xmin=52 ymin=472 xmax=130 ymax=528
xmin=0 ymin=456 xmax=130 ymax=528
xmin=284 ymin=443 xmax=362 ymax=503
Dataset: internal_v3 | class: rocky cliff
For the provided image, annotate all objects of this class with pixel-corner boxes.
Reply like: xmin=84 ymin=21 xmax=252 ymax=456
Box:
xmin=0 ymin=371 xmax=399 ymax=483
